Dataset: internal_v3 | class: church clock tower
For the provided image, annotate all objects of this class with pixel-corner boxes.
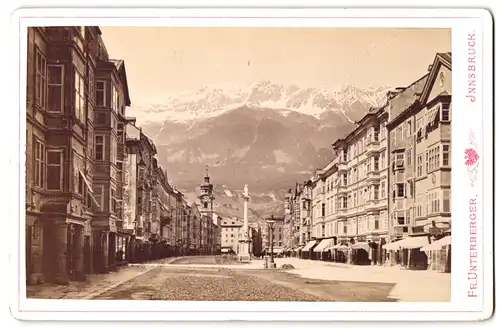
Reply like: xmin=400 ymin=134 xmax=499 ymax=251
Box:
xmin=199 ymin=166 xmax=214 ymax=216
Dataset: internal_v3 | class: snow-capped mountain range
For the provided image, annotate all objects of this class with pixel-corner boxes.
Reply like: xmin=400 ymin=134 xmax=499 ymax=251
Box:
xmin=131 ymin=80 xmax=390 ymax=127
xmin=134 ymin=81 xmax=392 ymax=215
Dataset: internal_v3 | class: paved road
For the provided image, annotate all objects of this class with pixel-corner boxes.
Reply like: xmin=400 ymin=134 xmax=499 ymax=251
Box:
xmin=92 ymin=256 xmax=396 ymax=301
xmin=169 ymin=255 xmax=219 ymax=265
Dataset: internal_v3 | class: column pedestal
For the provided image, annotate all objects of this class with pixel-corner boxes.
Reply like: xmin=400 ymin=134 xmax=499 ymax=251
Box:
xmin=237 ymin=186 xmax=251 ymax=263
xmin=237 ymin=239 xmax=251 ymax=262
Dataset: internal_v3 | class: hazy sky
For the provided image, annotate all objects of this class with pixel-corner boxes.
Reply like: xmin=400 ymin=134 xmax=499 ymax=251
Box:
xmin=100 ymin=27 xmax=451 ymax=105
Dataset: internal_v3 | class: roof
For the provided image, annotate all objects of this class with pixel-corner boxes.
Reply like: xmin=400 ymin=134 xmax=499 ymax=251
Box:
xmin=109 ymin=58 xmax=131 ymax=106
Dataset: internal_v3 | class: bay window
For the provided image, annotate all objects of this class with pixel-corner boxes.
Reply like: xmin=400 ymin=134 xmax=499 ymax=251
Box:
xmin=96 ymin=81 xmax=106 ymax=107
xmin=47 ymin=65 xmax=64 ymax=112
xmin=35 ymin=50 xmax=47 ymax=109
xmin=34 ymin=139 xmax=45 ymax=188
xmin=74 ymin=70 xmax=85 ymax=122
xmin=442 ymin=144 xmax=450 ymax=167
xmin=443 ymin=189 xmax=451 ymax=212
xmin=112 ymin=85 xmax=119 ymax=112
xmin=47 ymin=149 xmax=63 ymax=191
xmin=95 ymin=135 xmax=105 ymax=161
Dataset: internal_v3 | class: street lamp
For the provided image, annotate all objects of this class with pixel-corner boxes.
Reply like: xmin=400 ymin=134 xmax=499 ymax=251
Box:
xmin=266 ymin=215 xmax=283 ymax=269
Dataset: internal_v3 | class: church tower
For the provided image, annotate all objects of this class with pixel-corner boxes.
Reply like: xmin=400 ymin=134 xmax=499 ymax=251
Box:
xmin=199 ymin=165 xmax=214 ymax=216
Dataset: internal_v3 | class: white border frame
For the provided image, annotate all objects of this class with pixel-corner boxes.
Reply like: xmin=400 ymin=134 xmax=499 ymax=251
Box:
xmin=9 ymin=7 xmax=493 ymax=322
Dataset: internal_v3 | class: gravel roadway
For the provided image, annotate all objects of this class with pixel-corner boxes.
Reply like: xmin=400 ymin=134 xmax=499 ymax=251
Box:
xmin=93 ymin=266 xmax=396 ymax=302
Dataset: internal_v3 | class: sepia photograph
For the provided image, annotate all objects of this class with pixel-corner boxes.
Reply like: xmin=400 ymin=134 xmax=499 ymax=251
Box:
xmin=23 ymin=25 xmax=455 ymax=303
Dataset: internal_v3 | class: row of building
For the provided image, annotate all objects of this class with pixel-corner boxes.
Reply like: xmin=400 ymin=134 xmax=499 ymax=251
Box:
xmin=25 ymin=26 xmax=224 ymax=286
xmin=282 ymin=52 xmax=452 ymax=271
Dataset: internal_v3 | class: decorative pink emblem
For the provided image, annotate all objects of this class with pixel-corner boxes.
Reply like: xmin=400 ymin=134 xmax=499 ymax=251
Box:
xmin=466 ymin=130 xmax=480 ymax=187
xmin=464 ymin=148 xmax=479 ymax=167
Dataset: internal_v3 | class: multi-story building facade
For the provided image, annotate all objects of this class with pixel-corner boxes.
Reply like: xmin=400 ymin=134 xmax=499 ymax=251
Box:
xmin=221 ymin=216 xmax=243 ymax=252
xmin=263 ymin=220 xmax=285 ymax=251
xmin=25 ymin=26 xmax=122 ymax=285
xmin=92 ymin=43 xmax=132 ymax=273
xmin=124 ymin=124 xmax=157 ymax=241
xmin=386 ymin=53 xmax=452 ymax=271
xmin=330 ymin=104 xmax=390 ymax=264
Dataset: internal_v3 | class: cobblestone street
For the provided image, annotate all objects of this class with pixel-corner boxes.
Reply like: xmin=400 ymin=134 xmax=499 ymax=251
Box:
xmin=27 ymin=256 xmax=417 ymax=302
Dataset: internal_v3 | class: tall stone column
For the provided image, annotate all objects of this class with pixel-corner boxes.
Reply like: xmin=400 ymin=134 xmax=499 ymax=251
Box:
xmin=102 ymin=231 xmax=109 ymax=273
xmin=109 ymin=232 xmax=117 ymax=271
xmin=52 ymin=222 xmax=69 ymax=285
xmin=237 ymin=184 xmax=251 ymax=262
xmin=72 ymin=225 xmax=86 ymax=281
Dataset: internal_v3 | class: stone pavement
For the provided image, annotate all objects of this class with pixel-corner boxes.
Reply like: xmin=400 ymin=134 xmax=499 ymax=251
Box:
xmin=259 ymin=257 xmax=451 ymax=302
xmin=161 ymin=257 xmax=450 ymax=302
xmin=26 ymin=257 xmax=180 ymax=299
xmin=26 ymin=256 xmax=450 ymax=302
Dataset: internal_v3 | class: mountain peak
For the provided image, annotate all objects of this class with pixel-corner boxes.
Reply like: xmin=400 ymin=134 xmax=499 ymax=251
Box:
xmin=130 ymin=81 xmax=392 ymax=125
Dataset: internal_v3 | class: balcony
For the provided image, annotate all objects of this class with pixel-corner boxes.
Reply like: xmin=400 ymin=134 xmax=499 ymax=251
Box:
xmin=392 ymin=226 xmax=409 ymax=235
xmin=337 ymin=162 xmax=348 ymax=172
xmin=366 ymin=170 xmax=380 ymax=182
xmin=365 ymin=141 xmax=380 ymax=155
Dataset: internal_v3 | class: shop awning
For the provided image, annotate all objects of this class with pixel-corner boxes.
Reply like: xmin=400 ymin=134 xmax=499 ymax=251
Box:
xmin=79 ymin=170 xmax=101 ymax=208
xmin=382 ymin=240 xmax=402 ymax=251
xmin=351 ymin=241 xmax=370 ymax=253
xmin=398 ymin=236 xmax=430 ymax=249
xmin=79 ymin=170 xmax=94 ymax=193
xmin=313 ymin=238 xmax=335 ymax=252
xmin=420 ymin=235 xmax=451 ymax=252
xmin=270 ymin=247 xmax=284 ymax=254
xmin=334 ymin=244 xmax=349 ymax=251
xmin=301 ymin=240 xmax=317 ymax=252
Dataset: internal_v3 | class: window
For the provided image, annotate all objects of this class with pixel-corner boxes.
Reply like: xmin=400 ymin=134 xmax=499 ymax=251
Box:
xmin=73 ymin=153 xmax=84 ymax=194
xmin=407 ymin=181 xmax=414 ymax=198
xmin=407 ymin=120 xmax=413 ymax=137
xmin=427 ymin=146 xmax=440 ymax=172
xmin=396 ymin=183 xmax=405 ymax=198
xmin=110 ymin=137 xmax=117 ymax=164
xmin=427 ymin=191 xmax=441 ymax=214
xmin=47 ymin=149 xmax=63 ymax=191
xmin=443 ymin=189 xmax=451 ymax=212
xmin=394 ymin=211 xmax=405 ymax=226
xmin=95 ymin=135 xmax=105 ymax=161
xmin=442 ymin=106 xmax=450 ymax=121
xmin=343 ymin=174 xmax=347 ymax=186
xmin=406 ymin=149 xmax=412 ymax=167
xmin=321 ymin=203 xmax=325 ymax=216
xmin=87 ymin=130 xmax=93 ymax=158
xmin=374 ymin=156 xmax=379 ymax=171
xmin=442 ymin=144 xmax=450 ymax=166
xmin=47 ymin=65 xmax=64 ymax=112
xmin=96 ymin=81 xmax=106 ymax=107
xmin=111 ymin=188 xmax=117 ymax=213
xmin=117 ymin=123 xmax=124 ymax=143
xmin=374 ymin=215 xmax=380 ymax=230
xmin=374 ymin=185 xmax=379 ymax=200
xmin=380 ymin=181 xmax=386 ymax=199
xmin=35 ymin=50 xmax=47 ymax=109
xmin=417 ymin=154 xmax=423 ymax=178
xmin=33 ymin=139 xmax=45 ymax=188
xmin=425 ymin=152 xmax=429 ymax=173
xmin=112 ymin=85 xmax=119 ymax=112
xmin=374 ymin=126 xmax=380 ymax=141
xmin=74 ymin=70 xmax=85 ymax=122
